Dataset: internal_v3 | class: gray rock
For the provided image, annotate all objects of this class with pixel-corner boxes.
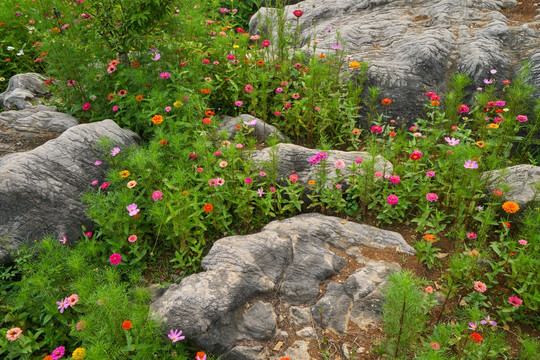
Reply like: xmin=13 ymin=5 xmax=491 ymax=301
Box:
xmin=483 ymin=164 xmax=540 ymax=207
xmin=150 ymin=214 xmax=413 ymax=356
xmin=271 ymin=340 xmax=310 ymax=360
xmin=250 ymin=143 xmax=393 ymax=186
xmin=0 ymin=105 xmax=78 ymax=155
xmin=225 ymin=345 xmax=268 ymax=360
xmin=290 ymin=306 xmax=312 ymax=326
xmin=0 ymin=73 xmax=50 ymax=110
xmin=312 ymin=260 xmax=400 ymax=334
xmin=0 ymin=120 xmax=140 ymax=263
xmin=250 ymin=0 xmax=540 ymax=122
xmin=218 ymin=114 xmax=286 ymax=141
xmin=295 ymin=326 xmax=315 ymax=338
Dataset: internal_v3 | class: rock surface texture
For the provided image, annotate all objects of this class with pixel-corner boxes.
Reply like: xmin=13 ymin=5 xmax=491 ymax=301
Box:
xmin=0 ymin=120 xmax=140 ymax=263
xmin=0 ymin=73 xmax=50 ymax=110
xmin=218 ymin=114 xmax=286 ymax=141
xmin=250 ymin=143 xmax=393 ymax=186
xmin=0 ymin=105 xmax=78 ymax=155
xmin=250 ymin=0 xmax=540 ymax=122
xmin=483 ymin=164 xmax=540 ymax=207
xmin=150 ymin=214 xmax=414 ymax=359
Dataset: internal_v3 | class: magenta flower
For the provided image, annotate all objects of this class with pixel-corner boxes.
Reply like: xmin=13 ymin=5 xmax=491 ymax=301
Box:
xmin=387 ymin=194 xmax=399 ymax=205
xmin=152 ymin=190 xmax=163 ymax=201
xmin=111 ymin=147 xmax=121 ymax=156
xmin=101 ymin=182 xmax=110 ymax=190
xmin=275 ymin=87 xmax=283 ymax=93
xmin=370 ymin=125 xmax=383 ymax=134
xmin=516 ymin=115 xmax=528 ymax=122
xmin=94 ymin=160 xmax=102 ymax=166
xmin=56 ymin=298 xmax=69 ymax=313
xmin=259 ymin=172 xmax=266 ymax=177
xmin=160 ymin=72 xmax=170 ymax=79
xmin=467 ymin=232 xmax=477 ymax=240
xmin=128 ymin=235 xmax=137 ymax=243
xmin=464 ymin=160 xmax=478 ymax=169
xmin=168 ymin=329 xmax=185 ymax=343
xmin=458 ymin=104 xmax=469 ymax=113
xmin=309 ymin=155 xmax=320 ymax=165
xmin=235 ymin=100 xmax=243 ymax=107
xmin=389 ymin=175 xmax=400 ymax=184
xmin=126 ymin=203 xmax=140 ymax=216
xmin=245 ymin=177 xmax=253 ymax=184
xmin=480 ymin=316 xmax=497 ymax=326
xmin=261 ymin=40 xmax=270 ymax=47
xmin=317 ymin=152 xmax=328 ymax=160
xmin=289 ymin=174 xmax=299 ymax=183
xmin=59 ymin=236 xmax=67 ymax=244
xmin=82 ymin=102 xmax=91 ymax=111
xmin=245 ymin=84 xmax=254 ymax=93
xmin=468 ymin=321 xmax=478 ymax=330
xmin=508 ymin=296 xmax=522 ymax=307
xmin=51 ymin=346 xmax=65 ymax=360
xmin=112 ymin=105 xmax=119 ymax=111
xmin=374 ymin=171 xmax=383 ymax=178
xmin=426 ymin=193 xmax=438 ymax=202
xmin=426 ymin=171 xmax=435 ymax=177
xmin=109 ymin=253 xmax=122 ymax=265
xmin=355 ymin=158 xmax=363 ymax=164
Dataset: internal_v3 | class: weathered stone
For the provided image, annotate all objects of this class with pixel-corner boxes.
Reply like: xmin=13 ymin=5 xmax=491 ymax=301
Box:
xmin=225 ymin=345 xmax=268 ymax=360
xmin=290 ymin=306 xmax=311 ymax=326
xmin=250 ymin=143 xmax=393 ymax=186
xmin=0 ymin=105 xmax=78 ymax=155
xmin=219 ymin=114 xmax=286 ymax=141
xmin=296 ymin=326 xmax=316 ymax=338
xmin=483 ymin=164 xmax=540 ymax=207
xmin=250 ymin=0 xmax=540 ymax=122
xmin=271 ymin=340 xmax=310 ymax=360
xmin=0 ymin=73 xmax=49 ymax=110
xmin=150 ymin=214 xmax=413 ymax=357
xmin=0 ymin=120 xmax=140 ymax=263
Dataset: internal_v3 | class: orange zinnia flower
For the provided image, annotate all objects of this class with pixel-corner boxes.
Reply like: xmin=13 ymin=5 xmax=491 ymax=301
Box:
xmin=122 ymin=320 xmax=132 ymax=330
xmin=256 ymin=59 xmax=264 ymax=66
xmin=431 ymin=100 xmax=440 ymax=106
xmin=159 ymin=139 xmax=168 ymax=146
xmin=205 ymin=110 xmax=215 ymax=117
xmin=352 ymin=128 xmax=360 ymax=135
xmin=476 ymin=141 xmax=485 ymax=148
xmin=423 ymin=234 xmax=436 ymax=242
xmin=107 ymin=93 xmax=115 ymax=101
xmin=349 ymin=61 xmax=360 ymax=68
xmin=202 ymin=117 xmax=212 ymax=125
xmin=135 ymin=94 xmax=143 ymax=102
xmin=488 ymin=123 xmax=499 ymax=129
xmin=389 ymin=132 xmax=396 ymax=137
xmin=131 ymin=61 xmax=140 ymax=69
xmin=381 ymin=98 xmax=392 ymax=105
xmin=152 ymin=115 xmax=164 ymax=124
xmin=502 ymin=201 xmax=519 ymax=214
xmin=308 ymin=180 xmax=315 ymax=185
xmin=200 ymin=89 xmax=211 ymax=94
xmin=318 ymin=54 xmax=325 ymax=58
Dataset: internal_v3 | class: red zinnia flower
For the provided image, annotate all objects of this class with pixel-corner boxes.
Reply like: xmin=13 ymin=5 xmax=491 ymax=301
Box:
xmin=122 ymin=320 xmax=132 ymax=330
xmin=293 ymin=10 xmax=304 ymax=18
xmin=470 ymin=333 xmax=483 ymax=343
xmin=203 ymin=204 xmax=213 ymax=213
xmin=410 ymin=150 xmax=422 ymax=160
xmin=381 ymin=98 xmax=392 ymax=105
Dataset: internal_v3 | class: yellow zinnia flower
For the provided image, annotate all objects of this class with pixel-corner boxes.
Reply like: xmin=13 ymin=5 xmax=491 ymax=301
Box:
xmin=119 ymin=170 xmax=130 ymax=178
xmin=72 ymin=347 xmax=87 ymax=360
xmin=488 ymin=123 xmax=499 ymax=129
xmin=174 ymin=100 xmax=183 ymax=107
xmin=349 ymin=61 xmax=360 ymax=68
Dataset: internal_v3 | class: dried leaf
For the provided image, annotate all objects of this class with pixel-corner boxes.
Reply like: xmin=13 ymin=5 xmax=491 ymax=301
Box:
xmin=459 ymin=299 xmax=468 ymax=306
xmin=273 ymin=341 xmax=284 ymax=351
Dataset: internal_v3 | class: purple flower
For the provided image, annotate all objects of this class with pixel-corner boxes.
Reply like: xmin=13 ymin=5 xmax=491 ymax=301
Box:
xmin=444 ymin=137 xmax=460 ymax=146
xmin=168 ymin=329 xmax=185 ymax=343
xmin=480 ymin=316 xmax=497 ymax=326
xmin=332 ymin=44 xmax=340 ymax=50
xmin=126 ymin=203 xmax=140 ymax=216
xmin=468 ymin=321 xmax=478 ymax=330
xmin=257 ymin=188 xmax=265 ymax=197
xmin=56 ymin=298 xmax=69 ymax=313
xmin=94 ymin=160 xmax=102 ymax=166
xmin=111 ymin=147 xmax=120 ymax=156
xmin=59 ymin=236 xmax=67 ymax=244
xmin=464 ymin=160 xmax=478 ymax=169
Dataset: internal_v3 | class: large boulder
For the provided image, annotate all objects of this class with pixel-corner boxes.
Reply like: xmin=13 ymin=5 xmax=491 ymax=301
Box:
xmin=250 ymin=143 xmax=393 ymax=185
xmin=218 ymin=114 xmax=286 ymax=141
xmin=150 ymin=213 xmax=414 ymax=359
xmin=0 ymin=73 xmax=50 ymax=110
xmin=0 ymin=105 xmax=78 ymax=155
xmin=0 ymin=120 xmax=140 ymax=263
xmin=250 ymin=0 xmax=540 ymax=122
xmin=483 ymin=164 xmax=540 ymax=207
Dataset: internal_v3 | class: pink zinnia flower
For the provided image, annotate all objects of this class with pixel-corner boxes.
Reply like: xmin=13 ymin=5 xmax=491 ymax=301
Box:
xmin=245 ymin=177 xmax=253 ymax=184
xmin=152 ymin=190 xmax=163 ymax=201
xmin=334 ymin=160 xmax=345 ymax=169
xmin=91 ymin=180 xmax=98 ymax=186
xmin=426 ymin=193 xmax=438 ymax=202
xmin=101 ymin=182 xmax=110 ymax=190
xmin=425 ymin=286 xmax=434 ymax=293
xmin=94 ymin=160 xmax=102 ymax=166
xmin=370 ymin=125 xmax=382 ymax=134
xmin=269 ymin=187 xmax=276 ymax=192
xmin=82 ymin=102 xmax=91 ymax=110
xmin=389 ymin=175 xmax=400 ymax=184
xmin=6 ymin=327 xmax=22 ymax=341
xmin=219 ymin=161 xmax=228 ymax=167
xmin=165 ymin=106 xmax=172 ymax=112
xmin=374 ymin=171 xmax=383 ymax=178
xmin=236 ymin=144 xmax=243 ymax=149
xmin=245 ymin=84 xmax=253 ymax=93
xmin=508 ymin=296 xmax=522 ymax=307
xmin=112 ymin=105 xmax=119 ymax=111
xmin=430 ymin=342 xmax=440 ymax=350
xmin=160 ymin=72 xmax=170 ymax=79
xmin=426 ymin=171 xmax=435 ymax=177
xmin=128 ymin=235 xmax=137 ymax=243
xmin=109 ymin=253 xmax=122 ymax=265
xmin=235 ymin=100 xmax=243 ymax=107
xmin=516 ymin=115 xmax=528 ymax=122
xmin=355 ymin=158 xmax=363 ymax=164
xmin=458 ymin=104 xmax=469 ymax=113
xmin=261 ymin=40 xmax=270 ymax=47
xmin=518 ymin=239 xmax=527 ymax=245
xmin=126 ymin=203 xmax=139 ymax=216
xmin=76 ymin=321 xmax=86 ymax=331
xmin=467 ymin=232 xmax=477 ymax=240
xmin=275 ymin=87 xmax=283 ymax=93
xmin=387 ymin=194 xmax=399 ymax=205
xmin=66 ymin=294 xmax=79 ymax=306
xmin=289 ymin=174 xmax=299 ymax=183
xmin=474 ymin=281 xmax=487 ymax=293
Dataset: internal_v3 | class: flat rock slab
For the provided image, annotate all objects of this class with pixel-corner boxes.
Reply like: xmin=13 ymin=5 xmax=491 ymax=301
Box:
xmin=0 ymin=105 xmax=78 ymax=155
xmin=483 ymin=164 xmax=540 ymax=207
xmin=150 ymin=213 xmax=413 ymax=359
xmin=0 ymin=73 xmax=50 ymax=110
xmin=0 ymin=119 xmax=140 ymax=263
xmin=250 ymin=143 xmax=393 ymax=185
xmin=250 ymin=0 xmax=540 ymax=122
